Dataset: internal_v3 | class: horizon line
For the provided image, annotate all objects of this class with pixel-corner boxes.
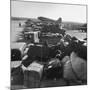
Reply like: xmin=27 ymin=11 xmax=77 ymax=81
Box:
xmin=11 ymin=16 xmax=86 ymax=24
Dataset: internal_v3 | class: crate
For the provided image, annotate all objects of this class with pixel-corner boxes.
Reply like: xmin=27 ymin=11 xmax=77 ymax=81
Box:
xmin=24 ymin=71 xmax=40 ymax=88
xmin=23 ymin=62 xmax=44 ymax=88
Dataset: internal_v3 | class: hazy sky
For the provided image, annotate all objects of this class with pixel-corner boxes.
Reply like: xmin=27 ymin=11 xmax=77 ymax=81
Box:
xmin=11 ymin=0 xmax=87 ymax=23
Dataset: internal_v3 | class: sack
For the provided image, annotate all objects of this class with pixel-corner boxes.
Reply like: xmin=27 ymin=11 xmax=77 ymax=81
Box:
xmin=70 ymin=52 xmax=87 ymax=81
xmin=44 ymin=58 xmax=63 ymax=80
xmin=63 ymin=52 xmax=87 ymax=84
xmin=63 ymin=56 xmax=77 ymax=80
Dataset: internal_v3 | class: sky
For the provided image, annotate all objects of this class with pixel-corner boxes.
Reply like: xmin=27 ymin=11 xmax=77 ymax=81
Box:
xmin=11 ymin=0 xmax=87 ymax=23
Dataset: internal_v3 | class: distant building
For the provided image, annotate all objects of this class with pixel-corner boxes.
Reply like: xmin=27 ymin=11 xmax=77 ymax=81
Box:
xmin=79 ymin=23 xmax=87 ymax=32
